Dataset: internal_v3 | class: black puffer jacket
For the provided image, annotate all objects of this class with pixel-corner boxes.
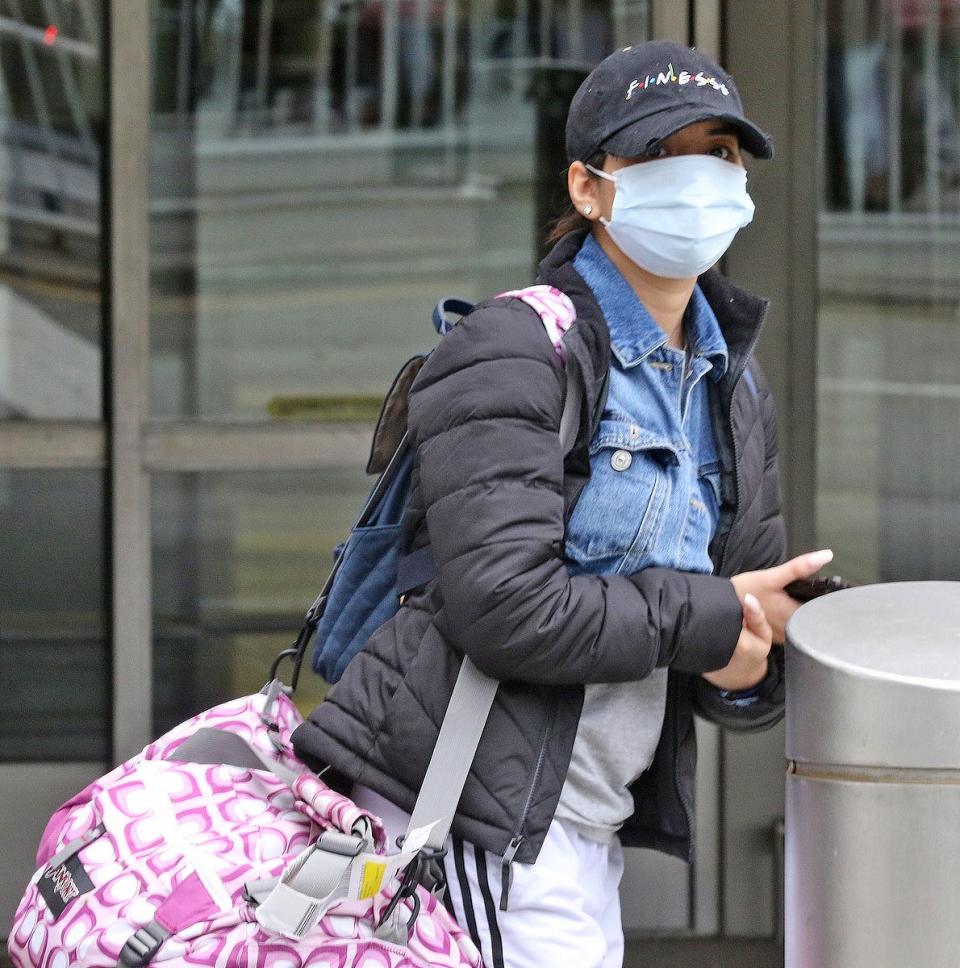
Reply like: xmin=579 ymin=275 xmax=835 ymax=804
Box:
xmin=293 ymin=230 xmax=787 ymax=873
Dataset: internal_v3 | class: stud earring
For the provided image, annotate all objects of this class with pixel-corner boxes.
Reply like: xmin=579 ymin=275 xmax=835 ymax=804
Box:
xmin=583 ymin=205 xmax=593 ymax=216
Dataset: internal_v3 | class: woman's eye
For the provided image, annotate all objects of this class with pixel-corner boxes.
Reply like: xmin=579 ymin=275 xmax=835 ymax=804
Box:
xmin=709 ymin=145 xmax=732 ymax=160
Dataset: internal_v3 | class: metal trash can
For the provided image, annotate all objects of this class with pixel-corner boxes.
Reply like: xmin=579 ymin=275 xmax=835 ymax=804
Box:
xmin=785 ymin=581 xmax=960 ymax=968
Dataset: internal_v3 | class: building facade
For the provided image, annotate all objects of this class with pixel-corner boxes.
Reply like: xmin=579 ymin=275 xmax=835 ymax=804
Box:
xmin=2 ymin=0 xmax=958 ymax=958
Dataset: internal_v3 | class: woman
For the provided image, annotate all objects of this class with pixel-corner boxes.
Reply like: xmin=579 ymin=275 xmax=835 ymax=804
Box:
xmin=293 ymin=39 xmax=831 ymax=968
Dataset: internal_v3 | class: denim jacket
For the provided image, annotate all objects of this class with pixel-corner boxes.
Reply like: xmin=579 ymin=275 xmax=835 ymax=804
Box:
xmin=555 ymin=234 xmax=736 ymax=838
xmin=566 ymin=234 xmax=728 ymax=578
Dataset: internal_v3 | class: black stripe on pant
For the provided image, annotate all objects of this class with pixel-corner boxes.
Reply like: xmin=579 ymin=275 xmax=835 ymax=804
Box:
xmin=448 ymin=836 xmax=506 ymax=968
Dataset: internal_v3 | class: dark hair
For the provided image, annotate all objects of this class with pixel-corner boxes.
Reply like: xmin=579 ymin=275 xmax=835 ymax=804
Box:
xmin=544 ymin=151 xmax=607 ymax=245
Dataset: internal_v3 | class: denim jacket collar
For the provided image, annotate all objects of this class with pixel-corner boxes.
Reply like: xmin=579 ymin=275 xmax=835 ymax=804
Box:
xmin=570 ymin=233 xmax=728 ymax=378
xmin=536 ymin=229 xmax=768 ymax=405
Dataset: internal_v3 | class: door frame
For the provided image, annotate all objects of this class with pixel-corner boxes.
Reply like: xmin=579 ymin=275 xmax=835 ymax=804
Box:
xmin=722 ymin=0 xmax=818 ymax=938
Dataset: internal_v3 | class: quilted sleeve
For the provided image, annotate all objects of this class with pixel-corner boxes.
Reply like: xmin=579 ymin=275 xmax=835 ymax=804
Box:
xmin=741 ymin=359 xmax=788 ymax=571
xmin=406 ymin=298 xmax=743 ymax=685
xmin=692 ymin=360 xmax=788 ymax=730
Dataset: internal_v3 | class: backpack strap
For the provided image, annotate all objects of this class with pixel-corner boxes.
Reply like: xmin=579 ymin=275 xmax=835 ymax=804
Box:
xmin=402 ymin=292 xmax=581 ymax=858
xmin=394 ymin=289 xmax=581 ymax=601
xmin=558 ymin=350 xmax=582 ymax=454
xmin=395 ymin=545 xmax=436 ymax=598
xmin=496 ymin=284 xmax=577 ymax=361
xmin=432 ymin=297 xmax=475 ymax=335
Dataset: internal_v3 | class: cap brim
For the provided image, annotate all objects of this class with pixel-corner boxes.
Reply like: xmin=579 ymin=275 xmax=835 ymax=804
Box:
xmin=601 ymin=108 xmax=774 ymax=160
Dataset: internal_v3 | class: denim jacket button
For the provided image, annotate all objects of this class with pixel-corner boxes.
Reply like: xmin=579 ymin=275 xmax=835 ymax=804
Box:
xmin=611 ymin=449 xmax=633 ymax=471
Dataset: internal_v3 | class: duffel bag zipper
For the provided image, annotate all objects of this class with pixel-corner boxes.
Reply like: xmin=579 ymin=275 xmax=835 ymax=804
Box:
xmin=499 ymin=699 xmax=556 ymax=911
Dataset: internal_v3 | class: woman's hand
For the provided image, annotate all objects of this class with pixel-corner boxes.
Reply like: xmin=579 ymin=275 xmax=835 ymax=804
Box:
xmin=702 ymin=593 xmax=771 ymax=691
xmin=731 ymin=549 xmax=834 ymax=645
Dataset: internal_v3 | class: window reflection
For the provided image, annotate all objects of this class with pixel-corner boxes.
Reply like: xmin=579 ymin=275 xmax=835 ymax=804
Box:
xmin=153 ymin=0 xmax=613 ymax=138
xmin=0 ymin=2 xmax=104 ymax=419
xmin=818 ymin=0 xmax=960 ymax=583
xmin=149 ymin=0 xmax=628 ymax=420
xmin=0 ymin=470 xmax=108 ymax=761
xmin=152 ymin=468 xmax=371 ymax=730
xmin=824 ymin=0 xmax=960 ymax=213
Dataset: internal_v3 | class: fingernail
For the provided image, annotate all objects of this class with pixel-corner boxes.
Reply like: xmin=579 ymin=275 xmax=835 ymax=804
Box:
xmin=744 ymin=593 xmax=761 ymax=614
xmin=808 ymin=549 xmax=834 ymax=568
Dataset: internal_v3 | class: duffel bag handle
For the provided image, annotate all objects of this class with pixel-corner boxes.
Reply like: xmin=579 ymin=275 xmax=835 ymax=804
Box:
xmin=166 ymin=719 xmax=386 ymax=849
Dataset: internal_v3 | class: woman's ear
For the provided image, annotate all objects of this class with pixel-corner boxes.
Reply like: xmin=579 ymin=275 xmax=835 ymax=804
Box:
xmin=567 ymin=161 xmax=602 ymax=221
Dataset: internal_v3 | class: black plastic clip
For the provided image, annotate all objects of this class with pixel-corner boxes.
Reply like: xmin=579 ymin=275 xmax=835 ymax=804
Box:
xmin=374 ymin=845 xmax=448 ymax=935
xmin=414 ymin=844 xmax=448 ymax=895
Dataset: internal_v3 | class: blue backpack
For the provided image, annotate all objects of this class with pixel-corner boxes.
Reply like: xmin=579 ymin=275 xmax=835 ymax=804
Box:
xmin=272 ymin=295 xmax=580 ymax=687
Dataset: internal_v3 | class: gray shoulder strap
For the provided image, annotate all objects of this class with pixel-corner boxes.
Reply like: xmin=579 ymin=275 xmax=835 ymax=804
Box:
xmin=403 ymin=656 xmax=498 ymax=851
xmin=406 ymin=351 xmax=582 ymax=852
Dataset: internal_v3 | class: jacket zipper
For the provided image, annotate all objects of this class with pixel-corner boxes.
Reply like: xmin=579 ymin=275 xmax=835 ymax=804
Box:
xmin=716 ymin=321 xmax=764 ymax=576
xmin=499 ymin=698 xmax=556 ymax=911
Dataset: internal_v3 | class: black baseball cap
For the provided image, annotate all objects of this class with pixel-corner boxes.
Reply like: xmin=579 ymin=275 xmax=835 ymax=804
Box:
xmin=565 ymin=40 xmax=773 ymax=163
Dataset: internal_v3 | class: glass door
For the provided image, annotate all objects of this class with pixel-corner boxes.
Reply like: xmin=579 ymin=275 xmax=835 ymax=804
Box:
xmin=1 ymin=0 xmax=756 ymax=946
xmin=143 ymin=6 xmax=650 ymax=730
xmin=0 ymin=0 xmax=110 ymax=932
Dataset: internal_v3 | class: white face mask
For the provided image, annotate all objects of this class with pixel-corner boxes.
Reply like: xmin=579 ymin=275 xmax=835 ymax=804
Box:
xmin=586 ymin=154 xmax=755 ymax=279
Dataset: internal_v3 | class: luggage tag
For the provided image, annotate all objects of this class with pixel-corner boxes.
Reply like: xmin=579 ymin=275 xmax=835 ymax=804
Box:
xmin=348 ymin=820 xmax=438 ymax=900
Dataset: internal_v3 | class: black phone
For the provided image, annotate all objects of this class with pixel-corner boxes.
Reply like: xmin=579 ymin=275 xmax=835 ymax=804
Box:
xmin=785 ymin=575 xmax=854 ymax=602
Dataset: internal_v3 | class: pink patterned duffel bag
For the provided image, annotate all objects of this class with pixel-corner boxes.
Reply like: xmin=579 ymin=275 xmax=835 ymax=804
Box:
xmin=7 ymin=684 xmax=482 ymax=968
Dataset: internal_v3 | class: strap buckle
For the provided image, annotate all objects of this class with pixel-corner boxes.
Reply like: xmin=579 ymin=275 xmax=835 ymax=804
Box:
xmin=412 ymin=844 xmax=448 ymax=894
xmin=118 ymin=920 xmax=170 ymax=967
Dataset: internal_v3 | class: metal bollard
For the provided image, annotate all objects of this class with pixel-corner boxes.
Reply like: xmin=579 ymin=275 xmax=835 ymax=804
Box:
xmin=784 ymin=581 xmax=960 ymax=968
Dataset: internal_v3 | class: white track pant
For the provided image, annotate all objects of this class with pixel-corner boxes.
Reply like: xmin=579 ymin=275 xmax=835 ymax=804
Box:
xmin=353 ymin=784 xmax=625 ymax=968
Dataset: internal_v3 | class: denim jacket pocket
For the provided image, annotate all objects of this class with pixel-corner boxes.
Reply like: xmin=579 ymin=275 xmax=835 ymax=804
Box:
xmin=674 ymin=458 xmax=723 ymax=573
xmin=698 ymin=459 xmax=722 ymax=520
xmin=565 ymin=418 xmax=679 ymax=575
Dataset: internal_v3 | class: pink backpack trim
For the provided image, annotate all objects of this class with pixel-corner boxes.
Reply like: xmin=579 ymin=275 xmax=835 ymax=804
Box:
xmin=495 ymin=284 xmax=576 ymax=361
